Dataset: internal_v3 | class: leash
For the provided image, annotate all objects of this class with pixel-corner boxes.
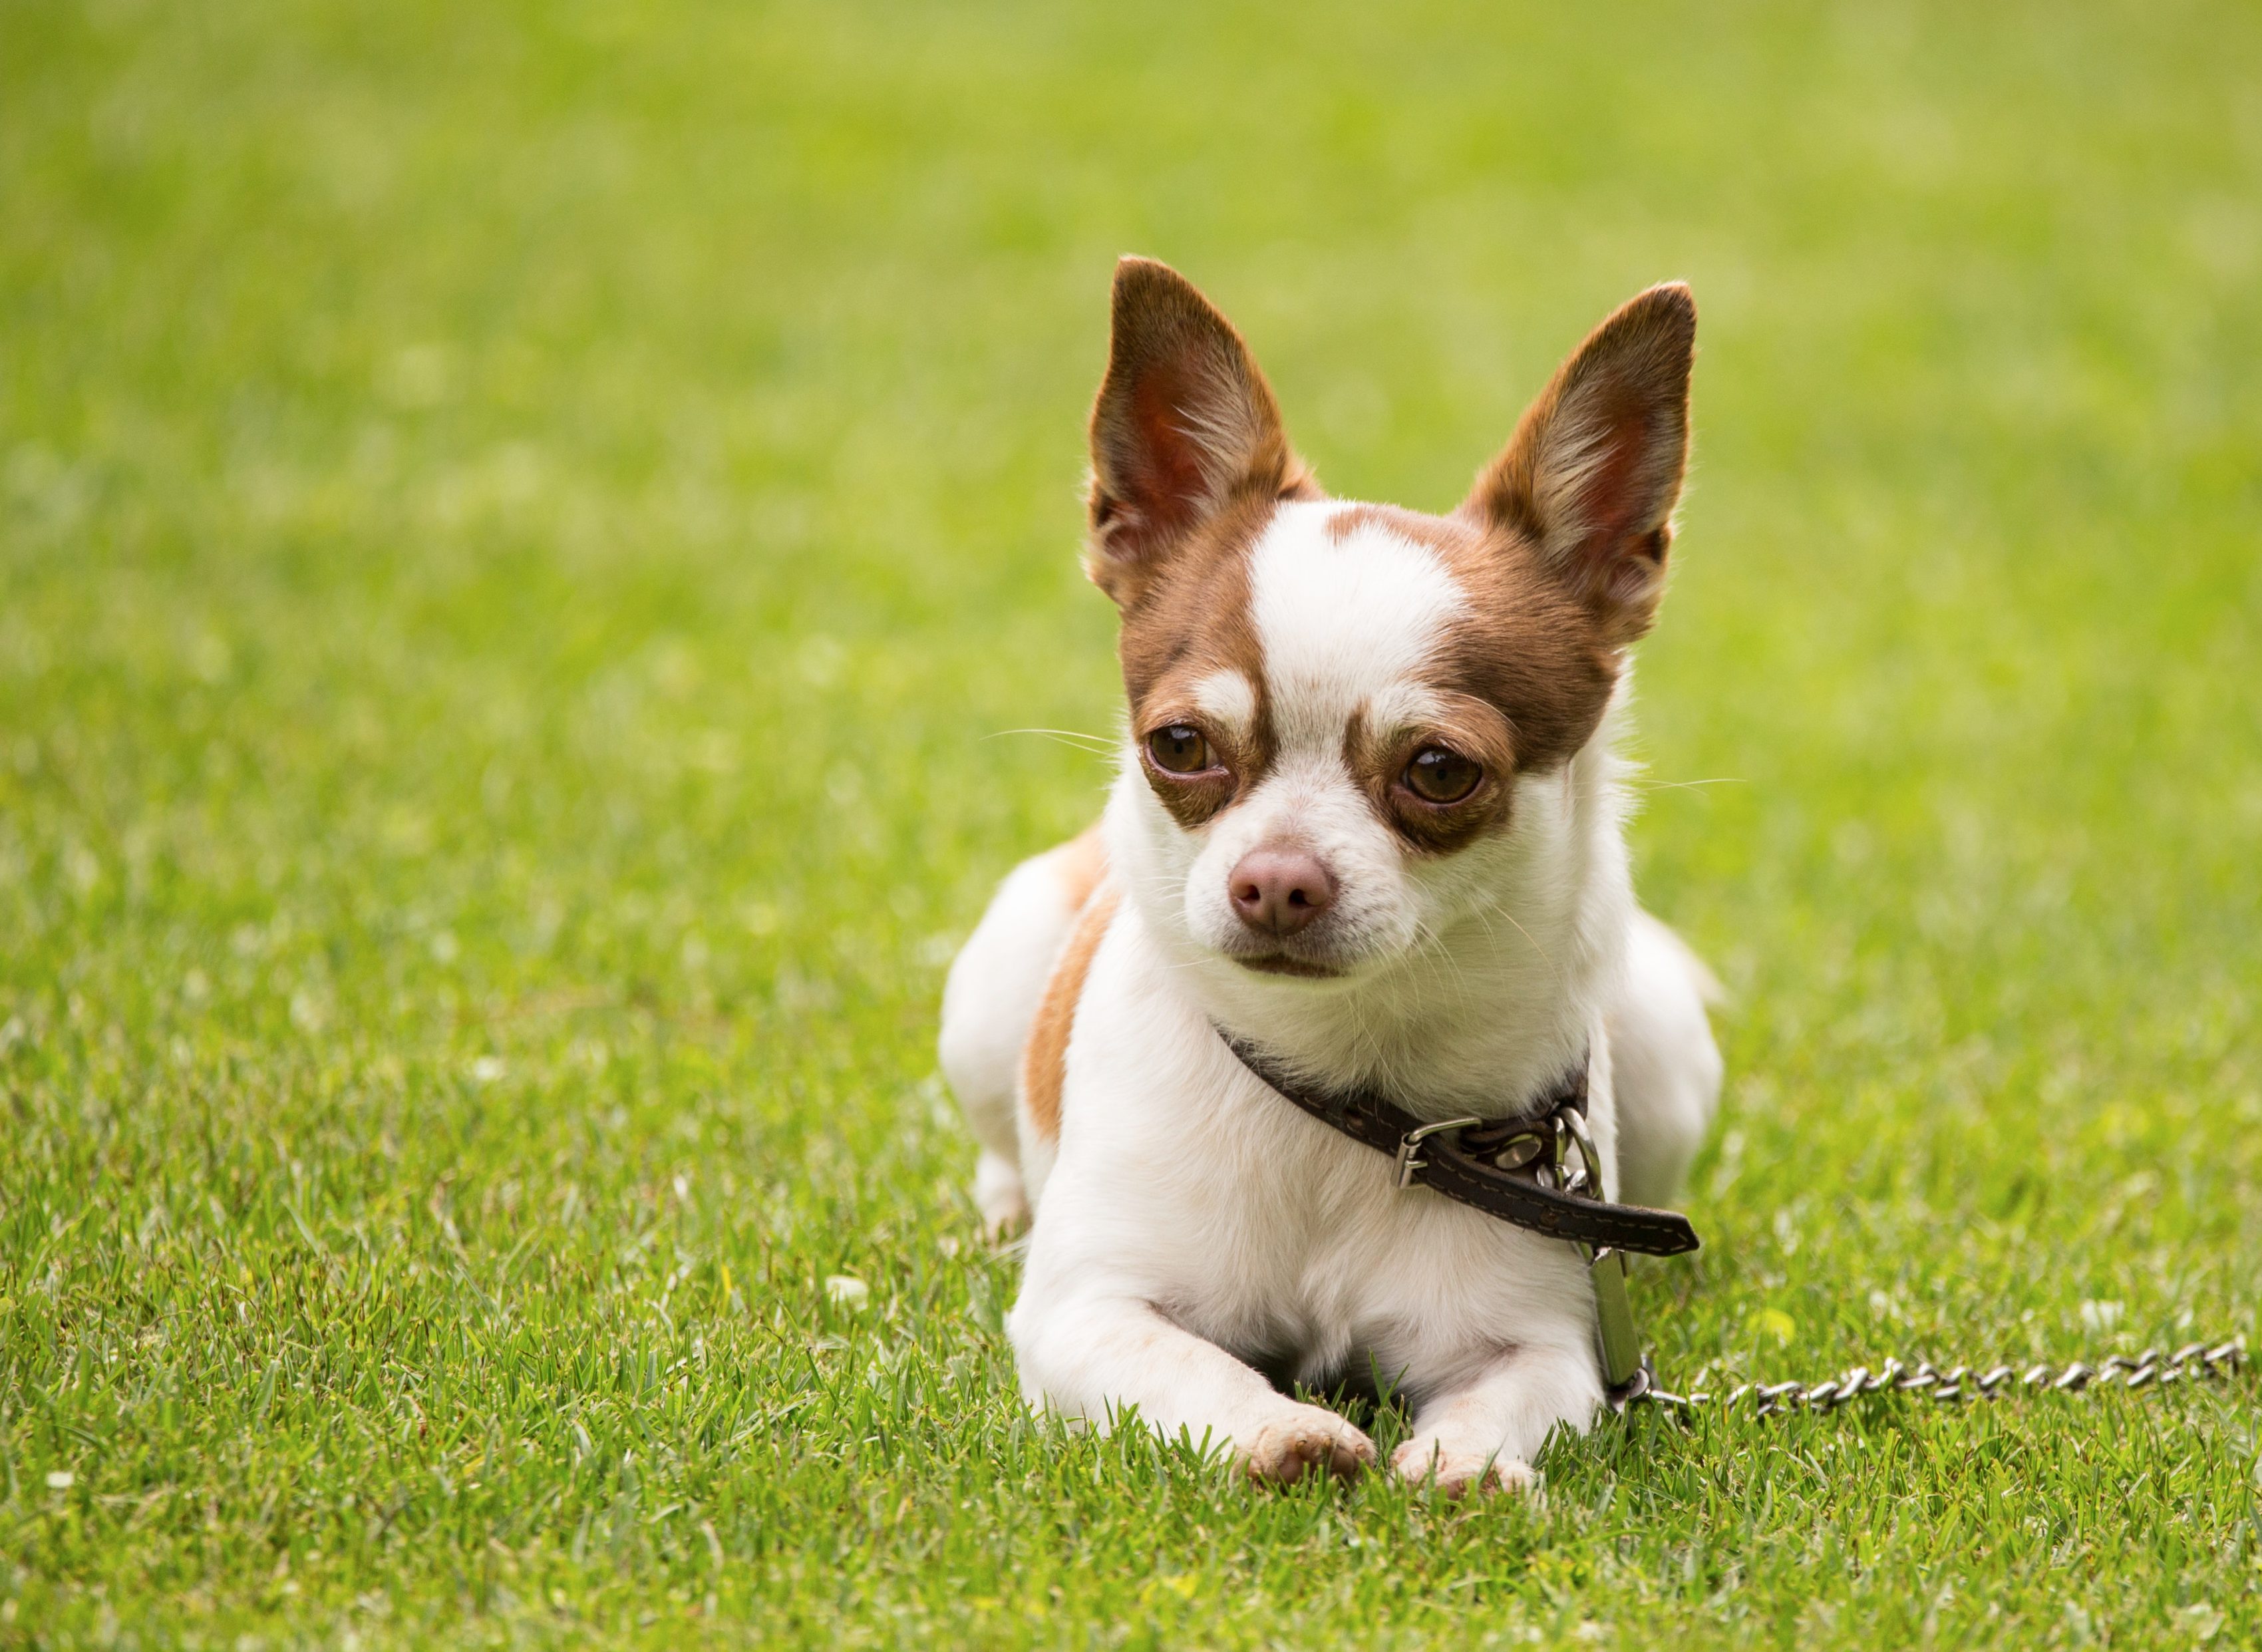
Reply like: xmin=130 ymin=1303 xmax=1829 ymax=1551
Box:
xmin=1645 ymin=1339 xmax=2247 ymax=1416
xmin=1218 ymin=1030 xmax=2249 ymax=1414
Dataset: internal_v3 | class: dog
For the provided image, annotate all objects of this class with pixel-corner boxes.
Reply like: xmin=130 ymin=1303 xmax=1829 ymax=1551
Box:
xmin=939 ymin=258 xmax=1722 ymax=1494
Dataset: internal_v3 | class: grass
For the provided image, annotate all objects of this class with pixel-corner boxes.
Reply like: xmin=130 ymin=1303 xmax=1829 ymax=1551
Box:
xmin=3 ymin=0 xmax=2260 ymax=1644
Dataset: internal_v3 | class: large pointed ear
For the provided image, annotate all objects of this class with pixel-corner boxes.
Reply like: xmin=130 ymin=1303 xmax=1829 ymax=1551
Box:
xmin=1084 ymin=257 xmax=1310 ymax=608
xmin=1463 ymin=283 xmax=1696 ymax=644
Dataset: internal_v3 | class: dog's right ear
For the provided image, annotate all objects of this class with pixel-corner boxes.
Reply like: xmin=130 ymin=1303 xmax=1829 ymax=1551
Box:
xmin=1084 ymin=258 xmax=1309 ymax=609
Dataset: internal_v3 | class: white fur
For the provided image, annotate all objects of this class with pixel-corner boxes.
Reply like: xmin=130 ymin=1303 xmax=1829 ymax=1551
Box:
xmin=941 ymin=508 xmax=1722 ymax=1491
xmin=1189 ymin=669 xmax=1258 ymax=741
xmin=1248 ymin=502 xmax=1468 ymax=749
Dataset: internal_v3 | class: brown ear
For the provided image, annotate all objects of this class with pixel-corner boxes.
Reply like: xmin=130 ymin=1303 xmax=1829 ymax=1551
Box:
xmin=1084 ymin=257 xmax=1309 ymax=608
xmin=1463 ymin=283 xmax=1696 ymax=644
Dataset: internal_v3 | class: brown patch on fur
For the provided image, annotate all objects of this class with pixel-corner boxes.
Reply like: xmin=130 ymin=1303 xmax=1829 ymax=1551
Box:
xmin=1461 ymin=283 xmax=1696 ymax=647
xmin=1321 ymin=502 xmax=1465 ymax=556
xmin=1050 ymin=821 xmax=1109 ymax=911
xmin=1019 ymin=883 xmax=1120 ymax=1146
xmin=1430 ymin=526 xmax=1623 ymax=774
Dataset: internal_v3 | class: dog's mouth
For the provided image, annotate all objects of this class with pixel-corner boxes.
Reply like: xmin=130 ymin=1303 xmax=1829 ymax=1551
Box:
xmin=1231 ymin=953 xmax=1346 ymax=980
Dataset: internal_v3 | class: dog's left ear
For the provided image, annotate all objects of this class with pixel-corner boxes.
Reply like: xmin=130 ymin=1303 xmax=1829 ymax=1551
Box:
xmin=1462 ymin=283 xmax=1696 ymax=645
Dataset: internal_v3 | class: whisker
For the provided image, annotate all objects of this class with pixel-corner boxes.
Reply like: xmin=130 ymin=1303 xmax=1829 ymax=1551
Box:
xmin=1410 ymin=913 xmax=1474 ymax=998
xmin=984 ymin=727 xmax=1121 ymax=755
xmin=1464 ymin=893 xmax=1560 ymax=978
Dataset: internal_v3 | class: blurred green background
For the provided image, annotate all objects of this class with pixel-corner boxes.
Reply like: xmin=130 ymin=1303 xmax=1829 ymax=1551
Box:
xmin=3 ymin=1 xmax=2259 ymax=1646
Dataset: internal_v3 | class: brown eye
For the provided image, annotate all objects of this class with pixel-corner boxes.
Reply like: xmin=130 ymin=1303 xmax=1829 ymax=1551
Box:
xmin=1146 ymin=724 xmax=1213 ymax=775
xmin=1404 ymin=746 xmax=1481 ymax=804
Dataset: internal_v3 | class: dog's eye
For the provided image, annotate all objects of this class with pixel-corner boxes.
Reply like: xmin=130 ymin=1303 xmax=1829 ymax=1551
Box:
xmin=1146 ymin=725 xmax=1213 ymax=775
xmin=1404 ymin=747 xmax=1481 ymax=804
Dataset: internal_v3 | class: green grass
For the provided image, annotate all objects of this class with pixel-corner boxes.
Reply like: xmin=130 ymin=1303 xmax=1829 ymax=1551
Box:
xmin=4 ymin=0 xmax=2260 ymax=1644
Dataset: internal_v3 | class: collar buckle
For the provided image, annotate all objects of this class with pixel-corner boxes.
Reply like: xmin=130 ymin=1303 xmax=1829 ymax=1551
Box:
xmin=1390 ymin=1116 xmax=1484 ymax=1190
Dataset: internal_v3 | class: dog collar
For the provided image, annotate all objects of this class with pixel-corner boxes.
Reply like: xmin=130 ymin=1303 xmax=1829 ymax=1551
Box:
xmin=1216 ymin=1031 xmax=1701 ymax=1257
xmin=1216 ymin=1029 xmax=1702 ymax=1405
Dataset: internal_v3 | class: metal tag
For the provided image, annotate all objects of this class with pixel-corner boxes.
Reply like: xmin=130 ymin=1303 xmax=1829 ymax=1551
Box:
xmin=1591 ymin=1246 xmax=1643 ymax=1393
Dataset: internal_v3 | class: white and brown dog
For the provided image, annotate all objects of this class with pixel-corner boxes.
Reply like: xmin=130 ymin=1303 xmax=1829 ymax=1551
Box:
xmin=939 ymin=259 xmax=1721 ymax=1494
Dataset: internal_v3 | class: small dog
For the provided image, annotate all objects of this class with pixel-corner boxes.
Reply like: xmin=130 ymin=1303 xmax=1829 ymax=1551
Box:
xmin=939 ymin=259 xmax=1721 ymax=1493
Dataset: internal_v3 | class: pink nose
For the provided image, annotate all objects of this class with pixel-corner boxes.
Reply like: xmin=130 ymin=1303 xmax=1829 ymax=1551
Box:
xmin=1228 ymin=846 xmax=1336 ymax=937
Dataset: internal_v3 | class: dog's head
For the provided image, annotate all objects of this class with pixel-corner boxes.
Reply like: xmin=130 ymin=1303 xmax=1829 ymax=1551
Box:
xmin=1087 ymin=259 xmax=1695 ymax=984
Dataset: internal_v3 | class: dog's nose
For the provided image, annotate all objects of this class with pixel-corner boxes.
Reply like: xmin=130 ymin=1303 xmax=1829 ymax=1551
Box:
xmin=1228 ymin=846 xmax=1335 ymax=937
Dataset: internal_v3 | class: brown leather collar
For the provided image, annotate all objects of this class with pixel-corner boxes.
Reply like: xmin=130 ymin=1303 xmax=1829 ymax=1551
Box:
xmin=1219 ymin=1031 xmax=1702 ymax=1257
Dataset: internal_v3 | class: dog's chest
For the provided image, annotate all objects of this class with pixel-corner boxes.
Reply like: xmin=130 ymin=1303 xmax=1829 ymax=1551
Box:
xmin=1177 ymin=1096 xmax=1584 ymax=1346
xmin=1063 ymin=981 xmax=1589 ymax=1369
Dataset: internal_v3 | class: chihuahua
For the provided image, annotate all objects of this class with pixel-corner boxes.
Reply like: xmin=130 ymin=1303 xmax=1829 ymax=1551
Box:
xmin=939 ymin=259 xmax=1720 ymax=1493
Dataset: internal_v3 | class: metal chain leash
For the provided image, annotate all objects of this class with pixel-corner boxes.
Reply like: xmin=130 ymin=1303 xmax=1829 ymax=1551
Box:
xmin=1408 ymin=1085 xmax=2250 ymax=1426
xmin=1629 ymin=1337 xmax=2247 ymax=1417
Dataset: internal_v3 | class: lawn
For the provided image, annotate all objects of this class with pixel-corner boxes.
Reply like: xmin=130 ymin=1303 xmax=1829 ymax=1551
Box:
xmin=3 ymin=0 xmax=2260 ymax=1645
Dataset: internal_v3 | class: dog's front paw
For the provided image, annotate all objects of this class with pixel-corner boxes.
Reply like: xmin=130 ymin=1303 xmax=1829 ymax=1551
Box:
xmin=1390 ymin=1437 xmax=1539 ymax=1499
xmin=1240 ymin=1404 xmax=1376 ymax=1486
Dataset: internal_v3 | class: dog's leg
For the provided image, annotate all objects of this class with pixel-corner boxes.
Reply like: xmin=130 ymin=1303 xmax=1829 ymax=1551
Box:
xmin=1388 ymin=1342 xmax=1600 ymax=1497
xmin=1606 ymin=909 xmax=1722 ymax=1209
xmin=939 ymin=828 xmax=1105 ymax=1234
xmin=1012 ymin=1293 xmax=1376 ymax=1484
xmin=968 ymin=1149 xmax=1027 ymax=1234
